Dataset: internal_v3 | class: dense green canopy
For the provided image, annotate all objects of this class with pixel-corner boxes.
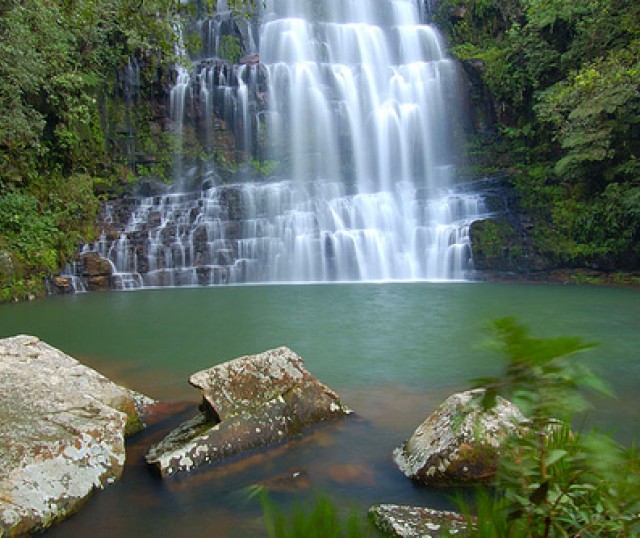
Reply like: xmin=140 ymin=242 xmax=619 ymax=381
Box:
xmin=0 ymin=0 xmax=638 ymax=300
xmin=435 ymin=0 xmax=640 ymax=270
xmin=0 ymin=0 xmax=255 ymax=300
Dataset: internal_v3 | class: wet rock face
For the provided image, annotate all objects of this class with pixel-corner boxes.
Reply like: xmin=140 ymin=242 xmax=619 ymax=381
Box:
xmin=49 ymin=276 xmax=75 ymax=294
xmin=393 ymin=389 xmax=525 ymax=486
xmin=146 ymin=347 xmax=352 ymax=477
xmin=79 ymin=252 xmax=113 ymax=291
xmin=369 ymin=504 xmax=474 ymax=538
xmin=0 ymin=335 xmax=147 ymax=536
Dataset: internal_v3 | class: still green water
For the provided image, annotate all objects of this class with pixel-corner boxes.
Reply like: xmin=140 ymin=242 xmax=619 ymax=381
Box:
xmin=0 ymin=282 xmax=638 ymax=536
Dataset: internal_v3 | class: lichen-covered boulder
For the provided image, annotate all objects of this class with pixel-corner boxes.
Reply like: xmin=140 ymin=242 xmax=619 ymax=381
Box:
xmin=146 ymin=347 xmax=352 ymax=477
xmin=0 ymin=335 xmax=149 ymax=536
xmin=393 ymin=389 xmax=525 ymax=485
xmin=369 ymin=504 xmax=474 ymax=537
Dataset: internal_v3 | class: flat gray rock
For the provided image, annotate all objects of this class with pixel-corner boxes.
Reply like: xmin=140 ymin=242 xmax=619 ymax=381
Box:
xmin=0 ymin=335 xmax=147 ymax=536
xmin=369 ymin=504 xmax=474 ymax=537
xmin=146 ymin=346 xmax=352 ymax=476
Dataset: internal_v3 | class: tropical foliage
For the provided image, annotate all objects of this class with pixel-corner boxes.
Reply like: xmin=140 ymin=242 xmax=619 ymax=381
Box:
xmin=0 ymin=0 xmax=257 ymax=301
xmin=435 ymin=0 xmax=640 ymax=270
xmin=0 ymin=0 xmax=164 ymax=299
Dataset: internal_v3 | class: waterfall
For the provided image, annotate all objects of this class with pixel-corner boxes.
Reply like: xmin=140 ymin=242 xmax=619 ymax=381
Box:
xmin=82 ymin=0 xmax=488 ymax=289
xmin=170 ymin=21 xmax=192 ymax=190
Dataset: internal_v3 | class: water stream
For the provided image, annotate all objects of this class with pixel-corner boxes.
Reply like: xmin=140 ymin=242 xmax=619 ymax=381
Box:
xmin=83 ymin=0 xmax=488 ymax=288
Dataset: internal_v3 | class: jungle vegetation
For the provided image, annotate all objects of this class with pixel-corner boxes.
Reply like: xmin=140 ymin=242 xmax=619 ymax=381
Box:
xmin=0 ymin=0 xmax=638 ymax=301
xmin=0 ymin=0 xmax=256 ymax=302
xmin=433 ymin=0 xmax=640 ymax=273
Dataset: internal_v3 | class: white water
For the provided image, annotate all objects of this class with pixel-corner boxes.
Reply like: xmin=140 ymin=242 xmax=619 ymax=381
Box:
xmin=169 ymin=22 xmax=191 ymax=189
xmin=83 ymin=0 xmax=488 ymax=288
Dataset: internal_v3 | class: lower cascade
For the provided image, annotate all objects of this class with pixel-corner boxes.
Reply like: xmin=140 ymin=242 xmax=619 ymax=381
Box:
xmin=80 ymin=0 xmax=489 ymax=289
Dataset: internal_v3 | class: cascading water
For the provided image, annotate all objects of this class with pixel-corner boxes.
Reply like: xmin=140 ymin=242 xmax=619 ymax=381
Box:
xmin=82 ymin=0 xmax=488 ymax=289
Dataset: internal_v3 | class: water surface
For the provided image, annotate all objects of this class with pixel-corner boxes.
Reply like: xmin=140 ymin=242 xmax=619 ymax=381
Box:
xmin=0 ymin=282 xmax=638 ymax=536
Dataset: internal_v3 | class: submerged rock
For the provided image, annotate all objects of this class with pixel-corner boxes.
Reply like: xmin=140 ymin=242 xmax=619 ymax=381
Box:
xmin=393 ymin=389 xmax=525 ymax=485
xmin=146 ymin=346 xmax=352 ymax=477
xmin=369 ymin=504 xmax=473 ymax=537
xmin=0 ymin=335 xmax=148 ymax=536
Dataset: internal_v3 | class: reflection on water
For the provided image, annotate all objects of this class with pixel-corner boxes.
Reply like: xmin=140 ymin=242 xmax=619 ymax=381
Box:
xmin=0 ymin=282 xmax=638 ymax=536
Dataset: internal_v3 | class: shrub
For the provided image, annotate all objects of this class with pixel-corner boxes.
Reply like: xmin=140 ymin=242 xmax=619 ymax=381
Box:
xmin=462 ymin=318 xmax=640 ymax=537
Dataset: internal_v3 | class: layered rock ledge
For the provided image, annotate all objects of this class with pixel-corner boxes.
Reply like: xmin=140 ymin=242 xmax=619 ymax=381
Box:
xmin=146 ymin=346 xmax=352 ymax=477
xmin=0 ymin=335 xmax=148 ymax=537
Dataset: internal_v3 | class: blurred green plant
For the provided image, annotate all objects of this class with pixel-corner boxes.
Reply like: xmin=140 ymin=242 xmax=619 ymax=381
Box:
xmin=248 ymin=486 xmax=374 ymax=538
xmin=457 ymin=318 xmax=640 ymax=537
xmin=247 ymin=319 xmax=638 ymax=537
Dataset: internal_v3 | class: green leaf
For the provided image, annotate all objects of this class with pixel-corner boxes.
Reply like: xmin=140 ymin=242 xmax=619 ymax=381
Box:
xmin=547 ymin=449 xmax=568 ymax=466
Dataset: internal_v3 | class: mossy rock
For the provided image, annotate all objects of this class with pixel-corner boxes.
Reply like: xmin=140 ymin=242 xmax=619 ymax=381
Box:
xmin=393 ymin=389 xmax=525 ymax=486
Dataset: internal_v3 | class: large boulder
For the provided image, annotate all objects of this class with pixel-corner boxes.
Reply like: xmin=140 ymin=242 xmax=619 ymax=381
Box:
xmin=79 ymin=252 xmax=113 ymax=291
xmin=0 ymin=335 xmax=148 ymax=536
xmin=393 ymin=389 xmax=525 ymax=485
xmin=369 ymin=504 xmax=474 ymax=537
xmin=146 ymin=346 xmax=352 ymax=477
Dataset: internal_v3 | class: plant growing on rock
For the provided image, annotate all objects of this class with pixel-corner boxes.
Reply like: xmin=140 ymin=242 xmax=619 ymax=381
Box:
xmin=461 ymin=317 xmax=640 ymax=537
xmin=218 ymin=35 xmax=243 ymax=63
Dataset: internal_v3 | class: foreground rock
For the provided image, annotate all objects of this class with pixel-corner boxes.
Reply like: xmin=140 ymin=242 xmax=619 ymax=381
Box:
xmin=0 ymin=335 xmax=149 ymax=536
xmin=146 ymin=347 xmax=352 ymax=477
xmin=393 ymin=389 xmax=525 ymax=485
xmin=369 ymin=504 xmax=474 ymax=537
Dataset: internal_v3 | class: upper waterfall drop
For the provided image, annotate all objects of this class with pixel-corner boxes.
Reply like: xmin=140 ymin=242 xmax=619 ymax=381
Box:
xmin=83 ymin=0 xmax=488 ymax=288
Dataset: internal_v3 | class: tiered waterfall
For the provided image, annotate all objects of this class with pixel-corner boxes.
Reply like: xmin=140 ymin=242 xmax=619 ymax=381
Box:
xmin=85 ymin=0 xmax=488 ymax=288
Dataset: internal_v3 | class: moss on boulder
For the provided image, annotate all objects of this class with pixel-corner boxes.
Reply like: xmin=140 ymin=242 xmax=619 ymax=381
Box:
xmin=393 ymin=389 xmax=525 ymax=486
